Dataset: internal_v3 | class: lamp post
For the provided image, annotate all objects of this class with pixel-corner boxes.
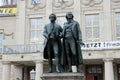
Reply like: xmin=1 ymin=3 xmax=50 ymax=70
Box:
xmin=30 ymin=69 xmax=36 ymax=80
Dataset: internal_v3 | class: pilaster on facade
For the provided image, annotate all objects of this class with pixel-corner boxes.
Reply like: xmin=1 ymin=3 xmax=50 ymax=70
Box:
xmin=10 ymin=64 xmax=15 ymax=80
xmin=103 ymin=58 xmax=114 ymax=80
xmin=2 ymin=61 xmax=11 ymax=80
xmin=73 ymin=0 xmax=81 ymax=23
xmin=103 ymin=0 xmax=112 ymax=40
xmin=45 ymin=0 xmax=53 ymax=23
xmin=16 ymin=0 xmax=26 ymax=44
xmin=34 ymin=60 xmax=43 ymax=80
xmin=103 ymin=58 xmax=114 ymax=62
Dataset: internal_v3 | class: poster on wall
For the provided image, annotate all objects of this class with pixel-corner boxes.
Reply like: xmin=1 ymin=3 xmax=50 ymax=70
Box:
xmin=0 ymin=8 xmax=16 ymax=17
xmin=81 ymin=41 xmax=120 ymax=50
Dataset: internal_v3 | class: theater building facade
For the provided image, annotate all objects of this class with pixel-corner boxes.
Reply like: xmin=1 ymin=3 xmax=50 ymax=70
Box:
xmin=0 ymin=0 xmax=120 ymax=80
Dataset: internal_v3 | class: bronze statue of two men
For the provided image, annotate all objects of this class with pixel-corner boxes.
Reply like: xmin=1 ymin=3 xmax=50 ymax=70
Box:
xmin=43 ymin=12 xmax=84 ymax=73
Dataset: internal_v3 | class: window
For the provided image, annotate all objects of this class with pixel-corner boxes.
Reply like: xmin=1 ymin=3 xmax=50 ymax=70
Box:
xmin=0 ymin=30 xmax=4 ymax=54
xmin=115 ymin=13 xmax=120 ymax=40
xmin=0 ymin=33 xmax=3 ymax=54
xmin=0 ymin=33 xmax=3 ymax=45
xmin=0 ymin=0 xmax=17 ymax=6
xmin=85 ymin=14 xmax=100 ymax=41
xmin=32 ymin=0 xmax=41 ymax=4
xmin=86 ymin=65 xmax=102 ymax=74
xmin=56 ymin=16 xmax=66 ymax=27
xmin=29 ymin=18 xmax=43 ymax=44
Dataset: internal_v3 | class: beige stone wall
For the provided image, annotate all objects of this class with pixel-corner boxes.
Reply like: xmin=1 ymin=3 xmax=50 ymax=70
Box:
xmin=0 ymin=0 xmax=120 ymax=45
xmin=1 ymin=0 xmax=120 ymax=45
xmin=0 ymin=0 xmax=120 ymax=80
xmin=0 ymin=61 xmax=3 ymax=79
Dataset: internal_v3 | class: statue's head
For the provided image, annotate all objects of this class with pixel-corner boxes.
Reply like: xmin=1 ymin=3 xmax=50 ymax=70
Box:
xmin=66 ymin=12 xmax=74 ymax=19
xmin=49 ymin=13 xmax=56 ymax=22
xmin=66 ymin=12 xmax=74 ymax=23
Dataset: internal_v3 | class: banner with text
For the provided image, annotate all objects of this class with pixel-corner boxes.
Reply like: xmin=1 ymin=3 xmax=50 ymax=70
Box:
xmin=0 ymin=8 xmax=17 ymax=16
xmin=81 ymin=41 xmax=120 ymax=50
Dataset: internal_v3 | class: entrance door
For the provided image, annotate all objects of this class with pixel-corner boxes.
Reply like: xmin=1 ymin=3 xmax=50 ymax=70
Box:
xmin=86 ymin=74 xmax=94 ymax=80
xmin=86 ymin=74 xmax=103 ymax=80
xmin=86 ymin=65 xmax=103 ymax=80
xmin=117 ymin=65 xmax=120 ymax=80
xmin=94 ymin=76 xmax=98 ymax=80
xmin=86 ymin=74 xmax=102 ymax=80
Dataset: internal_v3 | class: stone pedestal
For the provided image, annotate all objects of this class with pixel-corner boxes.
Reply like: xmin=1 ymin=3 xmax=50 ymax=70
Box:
xmin=41 ymin=73 xmax=85 ymax=80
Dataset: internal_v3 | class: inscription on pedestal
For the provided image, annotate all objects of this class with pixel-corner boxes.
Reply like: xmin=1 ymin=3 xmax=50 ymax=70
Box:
xmin=41 ymin=73 xmax=85 ymax=80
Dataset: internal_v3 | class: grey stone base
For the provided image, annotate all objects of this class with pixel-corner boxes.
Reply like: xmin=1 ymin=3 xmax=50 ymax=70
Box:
xmin=41 ymin=73 xmax=85 ymax=80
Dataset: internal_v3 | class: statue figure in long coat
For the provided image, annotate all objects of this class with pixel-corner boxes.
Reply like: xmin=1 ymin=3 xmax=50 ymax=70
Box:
xmin=62 ymin=12 xmax=84 ymax=72
xmin=43 ymin=13 xmax=63 ymax=73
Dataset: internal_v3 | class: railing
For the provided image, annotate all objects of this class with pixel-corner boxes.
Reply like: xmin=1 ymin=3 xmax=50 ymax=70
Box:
xmin=0 ymin=44 xmax=44 ymax=54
